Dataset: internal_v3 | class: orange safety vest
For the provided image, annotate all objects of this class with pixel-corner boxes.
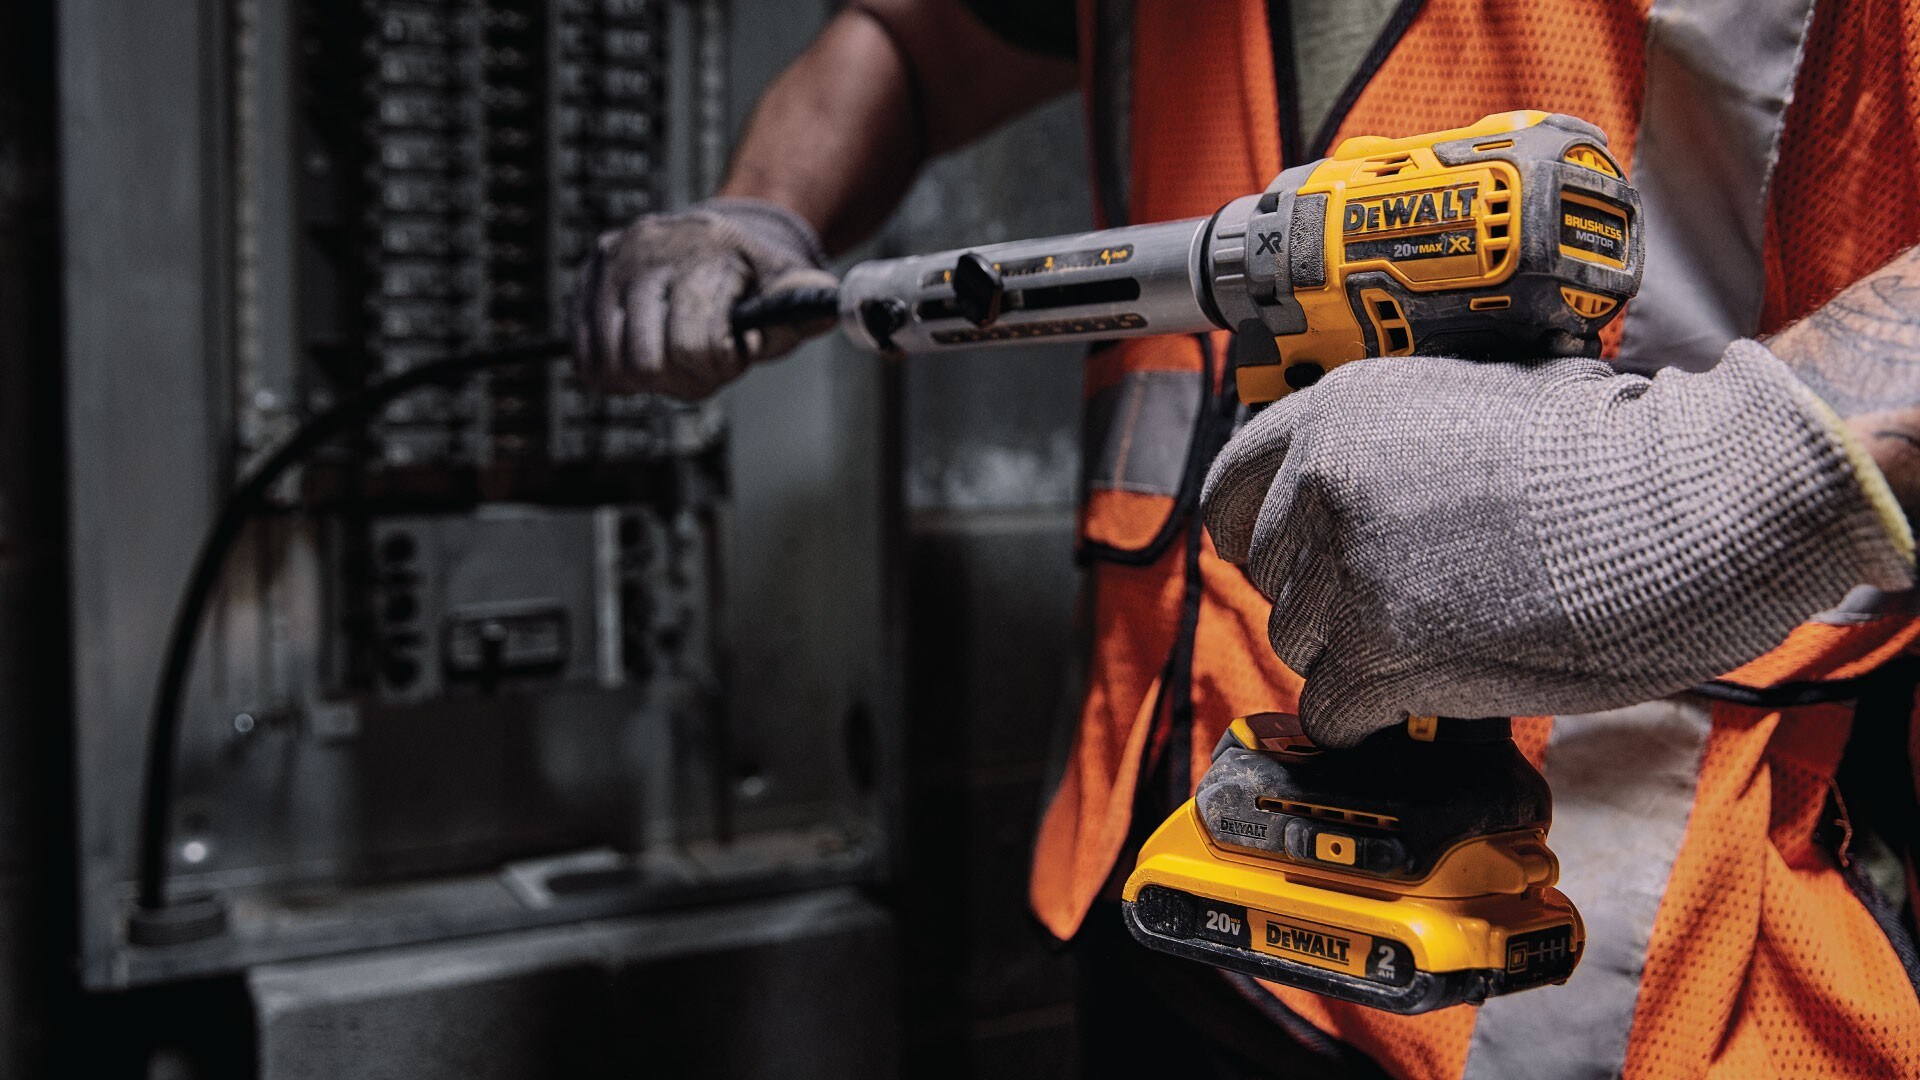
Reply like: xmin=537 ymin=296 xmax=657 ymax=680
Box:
xmin=1032 ymin=0 xmax=1920 ymax=1077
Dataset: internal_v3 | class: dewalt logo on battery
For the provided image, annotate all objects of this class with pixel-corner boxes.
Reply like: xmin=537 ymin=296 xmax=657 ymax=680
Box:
xmin=1216 ymin=816 xmax=1268 ymax=840
xmin=1342 ymin=185 xmax=1480 ymax=234
xmin=1267 ymin=922 xmax=1353 ymax=966
xmin=1250 ymin=912 xmax=1375 ymax=977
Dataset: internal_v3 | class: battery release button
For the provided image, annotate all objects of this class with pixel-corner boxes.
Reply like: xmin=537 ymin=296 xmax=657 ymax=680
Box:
xmin=1314 ymin=832 xmax=1357 ymax=865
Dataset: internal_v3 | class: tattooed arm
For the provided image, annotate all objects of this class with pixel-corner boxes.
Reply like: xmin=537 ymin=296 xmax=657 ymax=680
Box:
xmin=1767 ymin=246 xmax=1920 ymax=517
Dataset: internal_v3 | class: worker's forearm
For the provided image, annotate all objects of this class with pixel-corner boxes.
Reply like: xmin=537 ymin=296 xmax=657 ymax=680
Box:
xmin=716 ymin=3 xmax=1078 ymax=257
xmin=1767 ymin=246 xmax=1920 ymax=519
xmin=717 ymin=11 xmax=922 ymax=255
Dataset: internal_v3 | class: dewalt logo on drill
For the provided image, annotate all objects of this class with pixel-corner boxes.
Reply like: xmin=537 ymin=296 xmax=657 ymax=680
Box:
xmin=1343 ymin=186 xmax=1479 ymax=235
xmin=1340 ymin=185 xmax=1483 ymax=266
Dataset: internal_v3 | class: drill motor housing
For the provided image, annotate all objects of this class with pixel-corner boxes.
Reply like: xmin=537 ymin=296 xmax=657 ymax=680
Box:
xmin=1211 ymin=111 xmax=1642 ymax=400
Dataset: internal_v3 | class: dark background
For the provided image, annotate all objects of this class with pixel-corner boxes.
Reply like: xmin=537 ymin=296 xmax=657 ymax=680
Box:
xmin=0 ymin=1 xmax=1095 ymax=1076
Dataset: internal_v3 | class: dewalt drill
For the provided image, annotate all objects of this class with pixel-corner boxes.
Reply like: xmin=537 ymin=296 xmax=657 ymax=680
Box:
xmin=741 ymin=110 xmax=1643 ymax=1012
xmin=794 ymin=109 xmax=1643 ymax=408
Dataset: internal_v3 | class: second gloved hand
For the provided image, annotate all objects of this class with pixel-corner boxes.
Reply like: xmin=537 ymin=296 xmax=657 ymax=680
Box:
xmin=1201 ymin=341 xmax=1916 ymax=748
xmin=572 ymin=198 xmax=840 ymax=400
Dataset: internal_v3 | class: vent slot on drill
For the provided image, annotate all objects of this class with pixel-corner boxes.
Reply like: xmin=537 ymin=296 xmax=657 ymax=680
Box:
xmin=1562 ymin=144 xmax=1621 ymax=177
xmin=1560 ymin=286 xmax=1619 ymax=319
xmin=1361 ymin=152 xmax=1415 ymax=178
xmin=1361 ymin=289 xmax=1415 ymax=356
xmin=1256 ymin=797 xmax=1400 ymax=831
xmin=1479 ymin=177 xmax=1516 ymax=276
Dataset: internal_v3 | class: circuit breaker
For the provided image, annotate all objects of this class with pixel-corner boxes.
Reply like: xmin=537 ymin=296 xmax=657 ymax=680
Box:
xmin=292 ymin=0 xmax=684 ymax=477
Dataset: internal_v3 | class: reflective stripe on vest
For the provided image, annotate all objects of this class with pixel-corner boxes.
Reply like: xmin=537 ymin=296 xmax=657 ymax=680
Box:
xmin=1462 ymin=700 xmax=1713 ymax=1080
xmin=1084 ymin=369 xmax=1202 ymax=498
xmin=1613 ymin=0 xmax=1819 ymax=374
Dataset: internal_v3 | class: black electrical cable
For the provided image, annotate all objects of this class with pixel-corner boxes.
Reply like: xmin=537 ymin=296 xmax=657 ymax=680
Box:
xmin=135 ymin=338 xmax=565 ymax=911
xmin=134 ymin=287 xmax=839 ymax=919
xmin=730 ymin=285 xmax=840 ymax=332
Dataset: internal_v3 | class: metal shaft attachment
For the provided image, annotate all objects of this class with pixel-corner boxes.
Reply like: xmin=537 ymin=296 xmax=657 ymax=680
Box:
xmin=835 ymin=217 xmax=1220 ymax=354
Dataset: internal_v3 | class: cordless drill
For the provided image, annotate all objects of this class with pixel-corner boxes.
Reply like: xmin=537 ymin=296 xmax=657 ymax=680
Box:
xmin=804 ymin=109 xmax=1642 ymax=406
xmin=742 ymin=110 xmax=1644 ymax=1012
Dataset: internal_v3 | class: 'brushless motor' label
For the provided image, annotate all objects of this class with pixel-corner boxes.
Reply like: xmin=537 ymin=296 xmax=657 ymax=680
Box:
xmin=1560 ymin=202 xmax=1628 ymax=263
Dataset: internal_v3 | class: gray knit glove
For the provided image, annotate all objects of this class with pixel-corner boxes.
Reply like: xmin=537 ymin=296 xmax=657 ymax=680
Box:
xmin=572 ymin=198 xmax=839 ymax=399
xmin=1201 ymin=340 xmax=1915 ymax=748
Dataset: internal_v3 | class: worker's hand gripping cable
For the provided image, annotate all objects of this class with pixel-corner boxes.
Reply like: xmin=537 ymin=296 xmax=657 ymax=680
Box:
xmin=574 ymin=197 xmax=839 ymax=399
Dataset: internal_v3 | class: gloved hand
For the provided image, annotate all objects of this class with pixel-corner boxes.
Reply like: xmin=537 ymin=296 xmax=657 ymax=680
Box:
xmin=1201 ymin=340 xmax=1915 ymax=748
xmin=572 ymin=198 xmax=839 ymax=399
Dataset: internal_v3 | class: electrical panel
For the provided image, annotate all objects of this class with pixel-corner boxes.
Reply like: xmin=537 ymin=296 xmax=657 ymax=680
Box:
xmin=275 ymin=0 xmax=723 ymax=709
xmin=63 ymin=0 xmax=881 ymax=990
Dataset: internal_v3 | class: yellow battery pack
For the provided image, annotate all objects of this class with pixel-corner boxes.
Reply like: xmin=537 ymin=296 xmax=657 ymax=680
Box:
xmin=1122 ymin=714 xmax=1585 ymax=1014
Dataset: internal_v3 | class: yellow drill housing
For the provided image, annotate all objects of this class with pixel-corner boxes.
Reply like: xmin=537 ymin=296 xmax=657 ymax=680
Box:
xmin=1217 ymin=110 xmax=1642 ymax=403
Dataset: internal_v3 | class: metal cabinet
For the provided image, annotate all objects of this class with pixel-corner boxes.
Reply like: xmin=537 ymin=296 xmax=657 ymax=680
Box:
xmin=58 ymin=0 xmax=889 ymax=991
